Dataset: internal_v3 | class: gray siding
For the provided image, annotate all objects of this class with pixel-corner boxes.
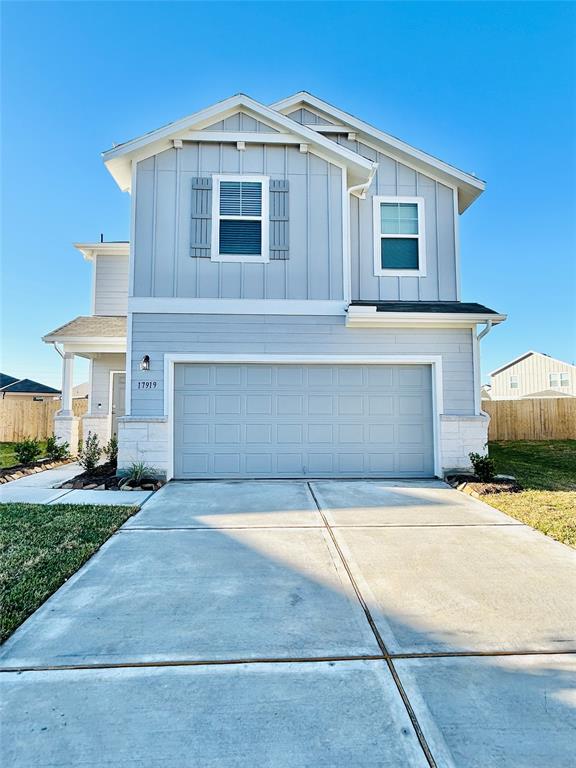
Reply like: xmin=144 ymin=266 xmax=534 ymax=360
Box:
xmin=334 ymin=136 xmax=458 ymax=302
xmin=94 ymin=255 xmax=129 ymax=315
xmin=202 ymin=113 xmax=279 ymax=132
xmin=133 ymin=146 xmax=343 ymax=300
xmin=130 ymin=314 xmax=474 ymax=417
xmin=287 ymin=108 xmax=335 ymax=126
xmin=89 ymin=353 xmax=126 ymax=414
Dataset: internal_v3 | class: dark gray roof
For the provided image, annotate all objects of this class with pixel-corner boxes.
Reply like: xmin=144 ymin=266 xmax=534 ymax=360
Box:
xmin=0 ymin=375 xmax=60 ymax=394
xmin=0 ymin=373 xmax=18 ymax=389
xmin=349 ymin=301 xmax=500 ymax=314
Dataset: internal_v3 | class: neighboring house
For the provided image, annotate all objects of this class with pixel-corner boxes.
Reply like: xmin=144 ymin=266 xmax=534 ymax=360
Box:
xmin=43 ymin=92 xmax=506 ymax=478
xmin=480 ymin=384 xmax=492 ymax=401
xmin=0 ymin=373 xmax=60 ymax=401
xmin=72 ymin=382 xmax=90 ymax=400
xmin=489 ymin=351 xmax=576 ymax=400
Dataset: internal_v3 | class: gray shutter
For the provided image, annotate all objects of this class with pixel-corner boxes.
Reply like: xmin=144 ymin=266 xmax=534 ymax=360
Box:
xmin=269 ymin=179 xmax=289 ymax=260
xmin=190 ymin=177 xmax=212 ymax=258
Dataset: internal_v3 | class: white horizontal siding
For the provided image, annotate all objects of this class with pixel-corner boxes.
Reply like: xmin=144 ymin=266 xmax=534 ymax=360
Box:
xmin=94 ymin=255 xmax=129 ymax=316
xmin=130 ymin=314 xmax=474 ymax=417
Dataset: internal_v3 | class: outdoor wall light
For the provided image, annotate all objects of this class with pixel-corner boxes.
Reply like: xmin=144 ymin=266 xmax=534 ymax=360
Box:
xmin=139 ymin=355 xmax=150 ymax=372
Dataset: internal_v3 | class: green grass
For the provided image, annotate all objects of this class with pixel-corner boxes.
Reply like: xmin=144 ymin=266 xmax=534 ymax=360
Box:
xmin=0 ymin=503 xmax=138 ymax=643
xmin=0 ymin=441 xmax=47 ymax=469
xmin=487 ymin=441 xmax=576 ymax=547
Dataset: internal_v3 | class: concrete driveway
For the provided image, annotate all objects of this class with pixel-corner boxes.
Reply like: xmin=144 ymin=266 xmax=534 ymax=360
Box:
xmin=1 ymin=480 xmax=575 ymax=767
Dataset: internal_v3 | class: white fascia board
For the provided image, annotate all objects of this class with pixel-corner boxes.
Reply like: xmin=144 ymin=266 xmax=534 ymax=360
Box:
xmin=346 ymin=309 xmax=506 ymax=328
xmin=42 ymin=336 xmax=126 ymax=348
xmin=129 ymin=298 xmax=347 ymax=315
xmin=74 ymin=242 xmax=130 ymax=261
xmin=102 ymin=94 xmax=374 ymax=192
xmin=271 ymin=92 xmax=485 ymax=212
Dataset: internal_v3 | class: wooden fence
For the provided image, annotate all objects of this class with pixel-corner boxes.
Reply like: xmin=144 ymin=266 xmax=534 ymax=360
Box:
xmin=483 ymin=398 xmax=576 ymax=441
xmin=0 ymin=398 xmax=88 ymax=443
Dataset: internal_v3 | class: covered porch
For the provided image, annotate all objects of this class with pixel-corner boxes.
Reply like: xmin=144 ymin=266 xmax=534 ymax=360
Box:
xmin=42 ymin=316 xmax=127 ymax=453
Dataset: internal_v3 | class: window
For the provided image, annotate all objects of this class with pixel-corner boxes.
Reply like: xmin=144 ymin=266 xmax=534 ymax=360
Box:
xmin=550 ymin=372 xmax=570 ymax=388
xmin=211 ymin=175 xmax=269 ymax=262
xmin=373 ymin=196 xmax=426 ymax=276
xmin=510 ymin=375 xmax=519 ymax=389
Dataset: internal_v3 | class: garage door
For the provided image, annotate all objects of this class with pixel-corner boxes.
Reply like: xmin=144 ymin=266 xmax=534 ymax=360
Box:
xmin=174 ymin=364 xmax=434 ymax=479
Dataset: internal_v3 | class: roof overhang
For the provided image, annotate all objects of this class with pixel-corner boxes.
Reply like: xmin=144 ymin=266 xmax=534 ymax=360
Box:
xmin=74 ymin=242 xmax=130 ymax=261
xmin=272 ymin=92 xmax=486 ymax=212
xmin=102 ymin=94 xmax=375 ymax=192
xmin=346 ymin=304 xmax=506 ymax=328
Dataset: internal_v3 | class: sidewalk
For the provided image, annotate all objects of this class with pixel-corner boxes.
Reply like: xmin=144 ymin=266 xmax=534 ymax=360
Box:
xmin=0 ymin=463 xmax=151 ymax=506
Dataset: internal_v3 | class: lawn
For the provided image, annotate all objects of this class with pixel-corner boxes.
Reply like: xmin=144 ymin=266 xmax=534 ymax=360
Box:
xmin=0 ymin=503 xmax=139 ymax=643
xmin=0 ymin=441 xmax=47 ymax=469
xmin=487 ymin=440 xmax=576 ymax=547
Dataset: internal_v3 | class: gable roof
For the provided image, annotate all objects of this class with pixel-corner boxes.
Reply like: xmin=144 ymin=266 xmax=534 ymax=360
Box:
xmin=0 ymin=374 xmax=60 ymax=395
xmin=43 ymin=316 xmax=127 ymax=342
xmin=0 ymin=373 xmax=18 ymax=389
xmin=490 ymin=351 xmax=576 ymax=377
xmin=102 ymin=93 xmax=376 ymax=192
xmin=272 ymin=91 xmax=485 ymax=212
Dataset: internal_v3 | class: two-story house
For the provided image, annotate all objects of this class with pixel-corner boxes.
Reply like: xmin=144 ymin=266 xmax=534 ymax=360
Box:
xmin=43 ymin=92 xmax=505 ymax=479
xmin=487 ymin=351 xmax=575 ymax=399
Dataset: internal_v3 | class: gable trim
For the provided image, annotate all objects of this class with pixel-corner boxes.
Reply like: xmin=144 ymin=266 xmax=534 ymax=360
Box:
xmin=273 ymin=92 xmax=485 ymax=212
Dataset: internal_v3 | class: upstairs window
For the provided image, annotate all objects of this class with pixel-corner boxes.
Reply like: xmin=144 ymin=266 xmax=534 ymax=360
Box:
xmin=373 ymin=196 xmax=426 ymax=276
xmin=510 ymin=375 xmax=519 ymax=389
xmin=211 ymin=175 xmax=269 ymax=262
xmin=550 ymin=372 xmax=570 ymax=388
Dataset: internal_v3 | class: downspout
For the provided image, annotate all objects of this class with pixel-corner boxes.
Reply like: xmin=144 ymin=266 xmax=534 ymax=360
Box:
xmin=344 ymin=163 xmax=378 ymax=304
xmin=475 ymin=320 xmax=494 ymax=419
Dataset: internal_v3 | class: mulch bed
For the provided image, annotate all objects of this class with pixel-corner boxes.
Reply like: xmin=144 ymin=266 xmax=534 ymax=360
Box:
xmin=446 ymin=473 xmax=522 ymax=497
xmin=0 ymin=458 xmax=72 ymax=485
xmin=60 ymin=462 xmax=163 ymax=492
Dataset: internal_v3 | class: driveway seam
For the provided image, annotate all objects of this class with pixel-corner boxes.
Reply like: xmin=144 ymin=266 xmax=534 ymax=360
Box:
xmin=306 ymin=481 xmax=438 ymax=768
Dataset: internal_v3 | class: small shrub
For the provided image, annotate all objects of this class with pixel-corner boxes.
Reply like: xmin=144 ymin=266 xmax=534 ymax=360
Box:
xmin=103 ymin=435 xmax=118 ymax=467
xmin=78 ymin=432 xmax=102 ymax=473
xmin=45 ymin=435 xmax=70 ymax=461
xmin=469 ymin=452 xmax=496 ymax=482
xmin=120 ymin=461 xmax=156 ymax=487
xmin=14 ymin=438 xmax=41 ymax=465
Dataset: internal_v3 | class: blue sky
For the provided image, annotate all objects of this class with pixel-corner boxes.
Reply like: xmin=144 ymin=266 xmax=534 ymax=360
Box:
xmin=1 ymin=1 xmax=574 ymax=388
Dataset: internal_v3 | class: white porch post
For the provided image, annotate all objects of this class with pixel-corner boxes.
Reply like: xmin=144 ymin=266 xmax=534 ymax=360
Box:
xmin=58 ymin=352 xmax=74 ymax=416
xmin=54 ymin=352 xmax=79 ymax=453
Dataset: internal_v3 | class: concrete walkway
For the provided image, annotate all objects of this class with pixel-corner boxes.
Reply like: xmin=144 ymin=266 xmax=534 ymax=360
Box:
xmin=1 ymin=480 xmax=575 ymax=767
xmin=0 ymin=463 xmax=152 ymax=506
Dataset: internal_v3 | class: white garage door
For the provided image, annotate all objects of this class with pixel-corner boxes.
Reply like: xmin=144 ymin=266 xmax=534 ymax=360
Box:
xmin=174 ymin=363 xmax=434 ymax=479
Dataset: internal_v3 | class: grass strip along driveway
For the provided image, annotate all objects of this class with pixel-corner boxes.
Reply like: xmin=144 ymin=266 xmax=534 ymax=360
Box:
xmin=488 ymin=440 xmax=576 ymax=547
xmin=0 ymin=503 xmax=138 ymax=643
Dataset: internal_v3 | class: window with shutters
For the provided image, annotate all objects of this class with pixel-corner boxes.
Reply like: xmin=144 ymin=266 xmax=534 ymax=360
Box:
xmin=211 ymin=175 xmax=269 ymax=262
xmin=372 ymin=196 xmax=426 ymax=277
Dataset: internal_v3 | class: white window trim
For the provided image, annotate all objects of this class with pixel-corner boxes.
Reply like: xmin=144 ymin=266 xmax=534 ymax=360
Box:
xmin=549 ymin=372 xmax=569 ymax=387
xmin=372 ymin=195 xmax=426 ymax=277
xmin=510 ymin=375 xmax=519 ymax=389
xmin=211 ymin=174 xmax=269 ymax=263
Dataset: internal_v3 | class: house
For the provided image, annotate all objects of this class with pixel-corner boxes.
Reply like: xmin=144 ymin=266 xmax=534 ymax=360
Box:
xmin=489 ymin=351 xmax=576 ymax=400
xmin=42 ymin=92 xmax=506 ymax=479
xmin=0 ymin=373 xmax=60 ymax=401
xmin=72 ymin=382 xmax=90 ymax=400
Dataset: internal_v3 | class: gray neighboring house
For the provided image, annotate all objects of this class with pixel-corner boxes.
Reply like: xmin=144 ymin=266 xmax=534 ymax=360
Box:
xmin=489 ymin=351 xmax=576 ymax=400
xmin=43 ymin=92 xmax=506 ymax=479
xmin=0 ymin=373 xmax=60 ymax=401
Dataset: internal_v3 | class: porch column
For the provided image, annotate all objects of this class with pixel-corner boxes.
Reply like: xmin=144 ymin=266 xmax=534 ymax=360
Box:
xmin=58 ymin=352 xmax=74 ymax=416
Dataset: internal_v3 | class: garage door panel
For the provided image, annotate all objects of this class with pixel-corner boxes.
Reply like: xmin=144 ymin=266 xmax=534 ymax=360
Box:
xmin=174 ymin=364 xmax=434 ymax=478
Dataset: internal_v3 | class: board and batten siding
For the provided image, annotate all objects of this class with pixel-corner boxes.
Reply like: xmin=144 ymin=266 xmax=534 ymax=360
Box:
xmin=94 ymin=255 xmax=129 ymax=315
xmin=133 ymin=144 xmax=344 ymax=301
xmin=130 ymin=314 xmax=475 ymax=417
xmin=285 ymin=110 xmax=459 ymax=302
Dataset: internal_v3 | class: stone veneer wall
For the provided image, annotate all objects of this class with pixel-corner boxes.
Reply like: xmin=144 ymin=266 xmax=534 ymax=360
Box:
xmin=440 ymin=413 xmax=490 ymax=473
xmin=117 ymin=417 xmax=169 ymax=477
xmin=54 ymin=416 xmax=80 ymax=456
